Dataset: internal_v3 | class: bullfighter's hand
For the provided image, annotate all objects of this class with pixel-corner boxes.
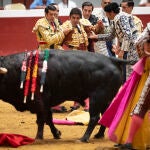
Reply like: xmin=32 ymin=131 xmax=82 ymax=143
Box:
xmin=148 ymin=110 xmax=150 ymax=120
xmin=63 ymin=28 xmax=73 ymax=36
xmin=112 ymin=45 xmax=121 ymax=55
xmin=97 ymin=20 xmax=104 ymax=29
xmin=118 ymin=50 xmax=124 ymax=59
xmin=89 ymin=33 xmax=98 ymax=39
xmin=62 ymin=29 xmax=74 ymax=43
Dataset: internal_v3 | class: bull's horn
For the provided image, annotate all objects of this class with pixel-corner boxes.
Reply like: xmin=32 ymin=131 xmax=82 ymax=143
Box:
xmin=0 ymin=67 xmax=7 ymax=74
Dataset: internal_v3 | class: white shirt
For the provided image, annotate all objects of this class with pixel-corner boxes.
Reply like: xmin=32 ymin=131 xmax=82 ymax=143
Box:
xmin=58 ymin=1 xmax=77 ymax=10
xmin=139 ymin=0 xmax=147 ymax=5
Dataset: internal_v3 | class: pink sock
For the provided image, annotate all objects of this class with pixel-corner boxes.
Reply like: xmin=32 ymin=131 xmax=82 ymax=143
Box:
xmin=73 ymin=101 xmax=79 ymax=107
xmin=52 ymin=105 xmax=60 ymax=109
xmin=126 ymin=115 xmax=143 ymax=143
xmin=84 ymin=98 xmax=89 ymax=110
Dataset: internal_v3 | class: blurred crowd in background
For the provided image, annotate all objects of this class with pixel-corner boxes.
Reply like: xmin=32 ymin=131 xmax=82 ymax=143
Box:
xmin=0 ymin=0 xmax=150 ymax=10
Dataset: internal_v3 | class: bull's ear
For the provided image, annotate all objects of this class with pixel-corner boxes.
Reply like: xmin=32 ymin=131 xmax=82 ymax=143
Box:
xmin=0 ymin=67 xmax=7 ymax=74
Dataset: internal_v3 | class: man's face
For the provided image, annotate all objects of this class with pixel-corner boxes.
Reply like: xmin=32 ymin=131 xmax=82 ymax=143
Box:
xmin=70 ymin=14 xmax=81 ymax=27
xmin=62 ymin=0 xmax=68 ymax=4
xmin=53 ymin=5 xmax=59 ymax=18
xmin=121 ymin=2 xmax=132 ymax=14
xmin=45 ymin=10 xmax=56 ymax=22
xmin=82 ymin=6 xmax=93 ymax=19
xmin=106 ymin=12 xmax=114 ymax=20
xmin=43 ymin=0 xmax=47 ymax=4
xmin=101 ymin=0 xmax=111 ymax=9
xmin=144 ymin=40 xmax=150 ymax=55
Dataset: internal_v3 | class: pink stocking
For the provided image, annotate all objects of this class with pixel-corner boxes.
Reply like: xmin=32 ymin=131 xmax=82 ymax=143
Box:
xmin=126 ymin=115 xmax=143 ymax=143
xmin=84 ymin=98 xmax=89 ymax=110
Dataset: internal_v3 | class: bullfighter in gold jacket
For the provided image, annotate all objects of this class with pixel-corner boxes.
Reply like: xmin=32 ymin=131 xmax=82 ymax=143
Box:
xmin=32 ymin=5 xmax=70 ymax=50
xmin=61 ymin=8 xmax=89 ymax=51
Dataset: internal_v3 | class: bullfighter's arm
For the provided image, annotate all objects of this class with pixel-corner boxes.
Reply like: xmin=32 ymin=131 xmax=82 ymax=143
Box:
xmin=97 ymin=30 xmax=115 ymax=41
xmin=38 ymin=25 xmax=65 ymax=46
xmin=89 ymin=25 xmax=115 ymax=41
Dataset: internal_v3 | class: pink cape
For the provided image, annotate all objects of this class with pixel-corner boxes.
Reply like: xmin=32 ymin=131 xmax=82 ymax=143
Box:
xmin=53 ymin=118 xmax=77 ymax=125
xmin=100 ymin=58 xmax=145 ymax=141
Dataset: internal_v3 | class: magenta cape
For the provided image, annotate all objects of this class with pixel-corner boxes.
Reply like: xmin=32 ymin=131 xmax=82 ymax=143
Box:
xmin=100 ymin=58 xmax=145 ymax=141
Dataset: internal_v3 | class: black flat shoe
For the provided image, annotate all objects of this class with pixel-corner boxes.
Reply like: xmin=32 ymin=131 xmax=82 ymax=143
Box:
xmin=120 ymin=143 xmax=134 ymax=150
xmin=70 ymin=105 xmax=80 ymax=111
xmin=114 ymin=143 xmax=122 ymax=147
xmin=51 ymin=106 xmax=67 ymax=113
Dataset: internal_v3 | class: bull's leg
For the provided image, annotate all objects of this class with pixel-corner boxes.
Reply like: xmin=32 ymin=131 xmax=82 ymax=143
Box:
xmin=35 ymin=93 xmax=46 ymax=139
xmin=46 ymin=109 xmax=61 ymax=139
xmin=94 ymin=103 xmax=108 ymax=139
xmin=35 ymin=95 xmax=47 ymax=139
xmin=94 ymin=125 xmax=105 ymax=139
xmin=80 ymin=94 xmax=101 ymax=142
xmin=36 ymin=105 xmax=61 ymax=139
xmin=36 ymin=113 xmax=44 ymax=139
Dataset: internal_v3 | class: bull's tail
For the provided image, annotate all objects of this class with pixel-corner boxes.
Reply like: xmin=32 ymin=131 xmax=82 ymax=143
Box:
xmin=109 ymin=56 xmax=137 ymax=66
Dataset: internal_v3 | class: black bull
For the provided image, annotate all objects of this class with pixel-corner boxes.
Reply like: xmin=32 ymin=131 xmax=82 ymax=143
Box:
xmin=0 ymin=49 xmax=128 ymax=142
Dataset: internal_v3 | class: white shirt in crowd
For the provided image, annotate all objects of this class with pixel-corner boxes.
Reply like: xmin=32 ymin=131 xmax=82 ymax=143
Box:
xmin=58 ymin=0 xmax=77 ymax=10
xmin=139 ymin=0 xmax=147 ymax=5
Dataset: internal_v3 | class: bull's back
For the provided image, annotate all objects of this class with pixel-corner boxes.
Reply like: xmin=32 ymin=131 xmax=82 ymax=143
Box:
xmin=0 ymin=50 xmax=122 ymax=110
xmin=46 ymin=50 xmax=122 ymax=98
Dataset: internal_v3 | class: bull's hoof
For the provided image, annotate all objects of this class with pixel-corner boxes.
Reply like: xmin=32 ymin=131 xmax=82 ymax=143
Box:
xmin=35 ymin=135 xmax=43 ymax=140
xmin=94 ymin=133 xmax=104 ymax=139
xmin=79 ymin=137 xmax=89 ymax=143
xmin=54 ymin=130 xmax=61 ymax=139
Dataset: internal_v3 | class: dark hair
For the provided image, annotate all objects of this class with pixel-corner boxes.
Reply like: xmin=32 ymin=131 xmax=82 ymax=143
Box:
xmin=45 ymin=5 xmax=56 ymax=14
xmin=121 ymin=0 xmax=134 ymax=7
xmin=50 ymin=3 xmax=58 ymax=6
xmin=70 ymin=7 xmax=82 ymax=18
xmin=104 ymin=2 xmax=120 ymax=14
xmin=147 ymin=39 xmax=150 ymax=43
xmin=82 ymin=1 xmax=94 ymax=11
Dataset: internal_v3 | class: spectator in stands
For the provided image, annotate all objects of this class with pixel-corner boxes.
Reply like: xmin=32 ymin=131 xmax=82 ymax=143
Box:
xmin=30 ymin=0 xmax=54 ymax=9
xmin=58 ymin=0 xmax=77 ymax=10
xmin=92 ymin=0 xmax=115 ymax=56
xmin=139 ymin=0 xmax=150 ymax=6
xmin=0 ymin=6 xmax=3 ymax=10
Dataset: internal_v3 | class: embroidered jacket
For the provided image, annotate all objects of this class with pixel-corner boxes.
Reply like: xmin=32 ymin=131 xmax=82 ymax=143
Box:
xmin=98 ymin=12 xmax=138 ymax=52
xmin=61 ymin=20 xmax=88 ymax=50
xmin=133 ymin=15 xmax=143 ymax=34
xmin=32 ymin=17 xmax=64 ymax=50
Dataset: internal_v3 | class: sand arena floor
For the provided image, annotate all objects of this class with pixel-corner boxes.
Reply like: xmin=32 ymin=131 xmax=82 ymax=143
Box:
xmin=0 ymin=100 xmax=116 ymax=150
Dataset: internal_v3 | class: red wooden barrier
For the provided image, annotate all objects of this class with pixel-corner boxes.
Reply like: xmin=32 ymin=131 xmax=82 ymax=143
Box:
xmin=0 ymin=9 xmax=149 ymax=56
